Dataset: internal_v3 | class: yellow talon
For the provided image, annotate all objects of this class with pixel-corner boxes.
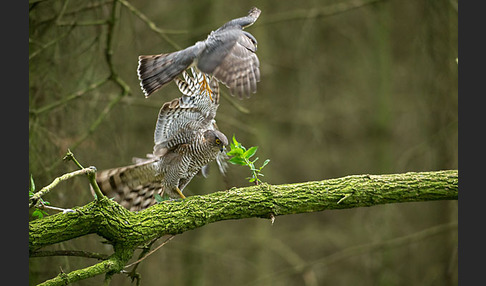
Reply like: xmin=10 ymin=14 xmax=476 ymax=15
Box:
xmin=199 ymin=75 xmax=213 ymax=102
xmin=175 ymin=187 xmax=186 ymax=199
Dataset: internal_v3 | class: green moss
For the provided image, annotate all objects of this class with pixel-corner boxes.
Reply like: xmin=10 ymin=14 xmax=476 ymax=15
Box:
xmin=30 ymin=170 xmax=458 ymax=285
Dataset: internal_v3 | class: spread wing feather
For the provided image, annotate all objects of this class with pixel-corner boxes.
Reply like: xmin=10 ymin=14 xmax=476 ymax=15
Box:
xmin=153 ymin=69 xmax=219 ymax=156
xmin=137 ymin=7 xmax=261 ymax=98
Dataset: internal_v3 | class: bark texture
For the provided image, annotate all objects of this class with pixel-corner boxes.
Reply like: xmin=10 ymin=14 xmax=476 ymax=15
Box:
xmin=29 ymin=170 xmax=458 ymax=285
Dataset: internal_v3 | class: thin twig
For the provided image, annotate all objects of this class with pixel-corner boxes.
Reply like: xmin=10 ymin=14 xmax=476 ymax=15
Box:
xmin=70 ymin=89 xmax=127 ymax=152
xmin=30 ymin=250 xmax=109 ymax=260
xmin=29 ymin=167 xmax=96 ymax=208
xmin=55 ymin=0 xmax=71 ymax=25
xmin=39 ymin=204 xmax=75 ymax=213
xmin=117 ymin=0 xmax=184 ymax=50
xmin=30 ymin=77 xmax=110 ymax=116
xmin=104 ymin=0 xmax=131 ymax=93
xmin=104 ymin=0 xmax=120 ymax=77
xmin=260 ymin=0 xmax=386 ymax=26
xmin=63 ymin=149 xmax=104 ymax=199
xmin=56 ymin=19 xmax=109 ymax=27
xmin=29 ymin=25 xmax=75 ymax=60
xmin=220 ymin=89 xmax=251 ymax=114
xmin=63 ymin=149 xmax=84 ymax=169
xmin=34 ymin=1 xmax=113 ymax=27
xmin=45 ymin=0 xmax=131 ymax=175
xmin=124 ymin=235 xmax=176 ymax=269
xmin=250 ymin=221 xmax=457 ymax=284
xmin=124 ymin=238 xmax=159 ymax=284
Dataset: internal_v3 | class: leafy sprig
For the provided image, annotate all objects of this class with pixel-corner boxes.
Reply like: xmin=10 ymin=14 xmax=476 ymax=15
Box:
xmin=29 ymin=175 xmax=50 ymax=219
xmin=226 ymin=135 xmax=270 ymax=185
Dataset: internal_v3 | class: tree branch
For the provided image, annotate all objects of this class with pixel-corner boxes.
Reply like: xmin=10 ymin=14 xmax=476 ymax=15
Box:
xmin=29 ymin=170 xmax=457 ymax=284
xmin=37 ymin=249 xmax=133 ymax=286
xmin=30 ymin=170 xmax=457 ymax=250
xmin=29 ymin=167 xmax=97 ymax=208
xmin=30 ymin=250 xmax=109 ymax=260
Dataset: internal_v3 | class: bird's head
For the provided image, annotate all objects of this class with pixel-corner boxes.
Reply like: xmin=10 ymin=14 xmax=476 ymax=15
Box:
xmin=204 ymin=130 xmax=228 ymax=152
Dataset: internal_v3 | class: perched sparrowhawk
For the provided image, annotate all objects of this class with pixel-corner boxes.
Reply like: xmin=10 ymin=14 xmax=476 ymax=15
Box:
xmin=96 ymin=69 xmax=228 ymax=211
xmin=137 ymin=7 xmax=261 ymax=99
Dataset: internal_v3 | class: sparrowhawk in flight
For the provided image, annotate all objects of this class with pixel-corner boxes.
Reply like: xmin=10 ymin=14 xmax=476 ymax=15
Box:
xmin=137 ymin=7 xmax=261 ymax=99
xmin=96 ymin=69 xmax=228 ymax=211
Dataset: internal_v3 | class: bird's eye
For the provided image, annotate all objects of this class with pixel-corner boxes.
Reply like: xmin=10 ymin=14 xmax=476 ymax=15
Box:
xmin=215 ymin=138 xmax=221 ymax=145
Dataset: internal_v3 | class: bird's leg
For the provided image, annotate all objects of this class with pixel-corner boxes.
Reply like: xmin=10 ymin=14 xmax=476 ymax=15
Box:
xmin=174 ymin=187 xmax=186 ymax=199
xmin=199 ymin=74 xmax=213 ymax=101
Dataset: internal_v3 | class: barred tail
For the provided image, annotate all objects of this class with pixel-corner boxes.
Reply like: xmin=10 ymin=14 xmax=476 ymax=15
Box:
xmin=95 ymin=161 xmax=163 ymax=211
xmin=137 ymin=46 xmax=200 ymax=97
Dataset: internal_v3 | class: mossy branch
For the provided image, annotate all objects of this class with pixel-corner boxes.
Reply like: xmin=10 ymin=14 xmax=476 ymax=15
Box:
xmin=29 ymin=169 xmax=457 ymax=285
xmin=29 ymin=167 xmax=97 ymax=208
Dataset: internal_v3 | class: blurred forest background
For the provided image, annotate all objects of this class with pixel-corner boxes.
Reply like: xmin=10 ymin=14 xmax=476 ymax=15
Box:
xmin=29 ymin=0 xmax=458 ymax=285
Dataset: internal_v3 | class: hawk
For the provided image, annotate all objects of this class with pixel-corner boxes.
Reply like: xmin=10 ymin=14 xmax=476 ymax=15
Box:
xmin=95 ymin=69 xmax=228 ymax=211
xmin=137 ymin=7 xmax=261 ymax=99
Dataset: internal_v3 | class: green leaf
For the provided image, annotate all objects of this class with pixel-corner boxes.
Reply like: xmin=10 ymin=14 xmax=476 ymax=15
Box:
xmin=32 ymin=209 xmax=42 ymax=219
xmin=227 ymin=148 xmax=244 ymax=156
xmin=32 ymin=209 xmax=48 ymax=219
xmin=229 ymin=157 xmax=247 ymax=166
xmin=154 ymin=194 xmax=164 ymax=203
xmin=228 ymin=134 xmax=270 ymax=185
xmin=243 ymin=146 xmax=258 ymax=159
xmin=232 ymin=135 xmax=241 ymax=148
xmin=30 ymin=174 xmax=35 ymax=193
xmin=260 ymin=159 xmax=270 ymax=170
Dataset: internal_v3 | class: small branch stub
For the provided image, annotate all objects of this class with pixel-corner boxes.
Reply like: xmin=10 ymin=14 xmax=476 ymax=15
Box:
xmin=269 ymin=213 xmax=276 ymax=225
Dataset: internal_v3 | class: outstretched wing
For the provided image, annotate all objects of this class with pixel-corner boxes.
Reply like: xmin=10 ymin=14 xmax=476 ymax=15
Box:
xmin=137 ymin=7 xmax=261 ymax=99
xmin=153 ymin=68 xmax=220 ymax=156
xmin=137 ymin=43 xmax=204 ymax=97
xmin=198 ymin=29 xmax=260 ymax=99
xmin=197 ymin=7 xmax=261 ymax=99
